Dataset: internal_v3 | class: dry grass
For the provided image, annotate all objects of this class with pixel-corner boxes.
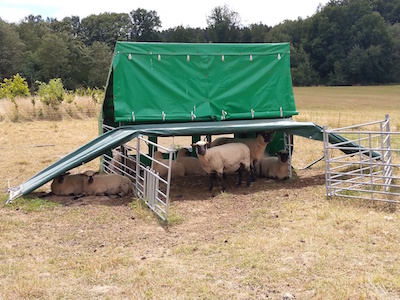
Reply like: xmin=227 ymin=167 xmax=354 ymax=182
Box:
xmin=0 ymin=96 xmax=101 ymax=122
xmin=1 ymin=86 xmax=400 ymax=299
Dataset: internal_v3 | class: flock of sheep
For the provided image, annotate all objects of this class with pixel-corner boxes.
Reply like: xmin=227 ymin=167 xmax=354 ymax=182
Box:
xmin=50 ymin=131 xmax=291 ymax=197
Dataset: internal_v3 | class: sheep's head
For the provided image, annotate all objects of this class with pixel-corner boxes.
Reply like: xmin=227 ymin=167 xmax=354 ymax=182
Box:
xmin=83 ymin=170 xmax=98 ymax=184
xmin=57 ymin=172 xmax=71 ymax=184
xmin=194 ymin=140 xmax=208 ymax=156
xmin=260 ymin=131 xmax=274 ymax=143
xmin=278 ymin=150 xmax=289 ymax=163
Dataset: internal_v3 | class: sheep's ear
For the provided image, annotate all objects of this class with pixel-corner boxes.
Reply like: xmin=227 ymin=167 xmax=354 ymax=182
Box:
xmin=58 ymin=175 xmax=65 ymax=184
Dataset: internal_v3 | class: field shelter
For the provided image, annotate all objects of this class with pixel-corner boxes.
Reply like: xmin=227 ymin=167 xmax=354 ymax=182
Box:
xmin=6 ymin=42 xmax=378 ymax=210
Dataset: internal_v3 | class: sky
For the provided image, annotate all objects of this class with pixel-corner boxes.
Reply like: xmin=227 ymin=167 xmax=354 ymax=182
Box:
xmin=0 ymin=0 xmax=330 ymax=29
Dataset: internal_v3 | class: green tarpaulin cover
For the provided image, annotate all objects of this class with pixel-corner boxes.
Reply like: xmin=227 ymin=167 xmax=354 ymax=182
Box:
xmin=106 ymin=42 xmax=297 ymax=124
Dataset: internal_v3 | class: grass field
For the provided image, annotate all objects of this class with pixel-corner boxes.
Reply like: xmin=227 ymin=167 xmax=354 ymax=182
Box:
xmin=0 ymin=86 xmax=400 ymax=299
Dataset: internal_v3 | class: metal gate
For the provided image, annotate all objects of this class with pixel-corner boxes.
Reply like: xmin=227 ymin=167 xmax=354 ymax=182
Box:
xmin=323 ymin=115 xmax=400 ymax=203
xmin=101 ymin=130 xmax=173 ymax=221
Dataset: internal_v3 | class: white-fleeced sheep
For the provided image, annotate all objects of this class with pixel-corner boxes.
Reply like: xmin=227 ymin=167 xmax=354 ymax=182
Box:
xmin=82 ymin=170 xmax=133 ymax=196
xmin=50 ymin=172 xmax=84 ymax=196
xmin=255 ymin=150 xmax=290 ymax=180
xmin=151 ymin=151 xmax=185 ymax=178
xmin=210 ymin=131 xmax=274 ymax=180
xmin=176 ymin=148 xmax=206 ymax=176
xmin=109 ymin=150 xmax=135 ymax=175
xmin=194 ymin=140 xmax=252 ymax=192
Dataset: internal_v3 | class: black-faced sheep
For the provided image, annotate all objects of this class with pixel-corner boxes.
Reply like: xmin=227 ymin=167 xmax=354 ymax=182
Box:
xmin=82 ymin=170 xmax=133 ymax=196
xmin=50 ymin=172 xmax=84 ymax=196
xmin=210 ymin=131 xmax=274 ymax=180
xmin=255 ymin=150 xmax=290 ymax=180
xmin=176 ymin=148 xmax=206 ymax=176
xmin=194 ymin=140 xmax=252 ymax=192
xmin=151 ymin=151 xmax=185 ymax=178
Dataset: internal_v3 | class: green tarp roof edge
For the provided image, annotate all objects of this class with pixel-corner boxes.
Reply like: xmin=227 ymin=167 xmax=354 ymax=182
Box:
xmin=7 ymin=119 xmax=381 ymax=203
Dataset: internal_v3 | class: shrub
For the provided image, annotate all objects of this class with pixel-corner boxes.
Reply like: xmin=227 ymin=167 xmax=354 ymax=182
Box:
xmin=0 ymin=74 xmax=31 ymax=100
xmin=36 ymin=78 xmax=65 ymax=109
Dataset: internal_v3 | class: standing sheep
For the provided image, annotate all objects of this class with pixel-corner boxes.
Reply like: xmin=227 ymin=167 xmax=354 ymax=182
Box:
xmin=82 ymin=170 xmax=133 ymax=196
xmin=151 ymin=151 xmax=185 ymax=178
xmin=50 ymin=172 xmax=84 ymax=196
xmin=176 ymin=148 xmax=206 ymax=176
xmin=194 ymin=140 xmax=252 ymax=192
xmin=210 ymin=131 xmax=274 ymax=180
xmin=255 ymin=150 xmax=290 ymax=180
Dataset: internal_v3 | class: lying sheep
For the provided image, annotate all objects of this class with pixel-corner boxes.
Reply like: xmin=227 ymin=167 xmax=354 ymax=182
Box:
xmin=50 ymin=172 xmax=84 ymax=196
xmin=109 ymin=150 xmax=135 ymax=175
xmin=255 ymin=150 xmax=290 ymax=180
xmin=210 ymin=131 xmax=274 ymax=180
xmin=176 ymin=148 xmax=206 ymax=176
xmin=151 ymin=151 xmax=185 ymax=178
xmin=194 ymin=140 xmax=252 ymax=192
xmin=82 ymin=170 xmax=133 ymax=196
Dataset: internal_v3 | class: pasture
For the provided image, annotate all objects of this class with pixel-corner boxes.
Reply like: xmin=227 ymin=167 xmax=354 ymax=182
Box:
xmin=0 ymin=86 xmax=400 ymax=299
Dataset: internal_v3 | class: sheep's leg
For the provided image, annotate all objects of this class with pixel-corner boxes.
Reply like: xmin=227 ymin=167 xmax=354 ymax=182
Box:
xmin=246 ymin=168 xmax=251 ymax=187
xmin=237 ymin=164 xmax=243 ymax=186
xmin=250 ymin=162 xmax=256 ymax=182
xmin=208 ymin=173 xmax=214 ymax=191
xmin=219 ymin=173 xmax=226 ymax=192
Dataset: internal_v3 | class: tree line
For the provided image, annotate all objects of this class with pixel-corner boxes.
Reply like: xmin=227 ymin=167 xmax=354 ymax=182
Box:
xmin=0 ymin=0 xmax=399 ymax=91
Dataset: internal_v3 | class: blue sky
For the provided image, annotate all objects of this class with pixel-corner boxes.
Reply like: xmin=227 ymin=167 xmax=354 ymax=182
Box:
xmin=0 ymin=0 xmax=330 ymax=29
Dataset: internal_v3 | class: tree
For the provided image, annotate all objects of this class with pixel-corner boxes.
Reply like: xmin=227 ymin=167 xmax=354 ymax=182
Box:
xmin=206 ymin=5 xmax=242 ymax=42
xmin=63 ymin=38 xmax=92 ymax=89
xmin=87 ymin=42 xmax=113 ymax=88
xmin=247 ymin=23 xmax=271 ymax=43
xmin=303 ymin=0 xmax=395 ymax=85
xmin=80 ymin=13 xmax=131 ymax=48
xmin=16 ymin=15 xmax=50 ymax=53
xmin=36 ymin=33 xmax=70 ymax=81
xmin=388 ymin=23 xmax=400 ymax=82
xmin=161 ymin=26 xmax=206 ymax=42
xmin=49 ymin=16 xmax=82 ymax=38
xmin=129 ymin=8 xmax=162 ymax=41
xmin=0 ymin=20 xmax=25 ymax=81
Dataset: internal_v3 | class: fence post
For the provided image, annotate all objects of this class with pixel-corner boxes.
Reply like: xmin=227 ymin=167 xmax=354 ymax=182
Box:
xmin=323 ymin=126 xmax=331 ymax=197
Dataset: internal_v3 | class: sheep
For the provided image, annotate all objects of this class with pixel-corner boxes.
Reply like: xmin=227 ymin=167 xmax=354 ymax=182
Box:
xmin=255 ymin=150 xmax=290 ymax=180
xmin=210 ymin=131 xmax=274 ymax=180
xmin=50 ymin=172 xmax=84 ymax=196
xmin=109 ymin=150 xmax=135 ymax=175
xmin=193 ymin=140 xmax=252 ymax=192
xmin=151 ymin=151 xmax=185 ymax=178
xmin=176 ymin=148 xmax=207 ymax=176
xmin=82 ymin=170 xmax=133 ymax=196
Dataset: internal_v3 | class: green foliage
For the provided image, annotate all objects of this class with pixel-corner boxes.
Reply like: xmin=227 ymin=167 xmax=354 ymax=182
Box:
xmin=1 ymin=1 xmax=399 ymax=89
xmin=0 ymin=74 xmax=30 ymax=100
xmin=129 ymin=8 xmax=162 ymax=42
xmin=36 ymin=78 xmax=65 ymax=109
xmin=4 ymin=196 xmax=60 ymax=212
xmin=75 ymin=86 xmax=104 ymax=103
xmin=206 ymin=5 xmax=242 ymax=42
xmin=0 ymin=20 xmax=25 ymax=80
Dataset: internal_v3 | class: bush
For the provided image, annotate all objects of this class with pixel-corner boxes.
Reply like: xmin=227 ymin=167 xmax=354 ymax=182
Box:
xmin=74 ymin=86 xmax=104 ymax=103
xmin=0 ymin=74 xmax=30 ymax=100
xmin=36 ymin=78 xmax=65 ymax=109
